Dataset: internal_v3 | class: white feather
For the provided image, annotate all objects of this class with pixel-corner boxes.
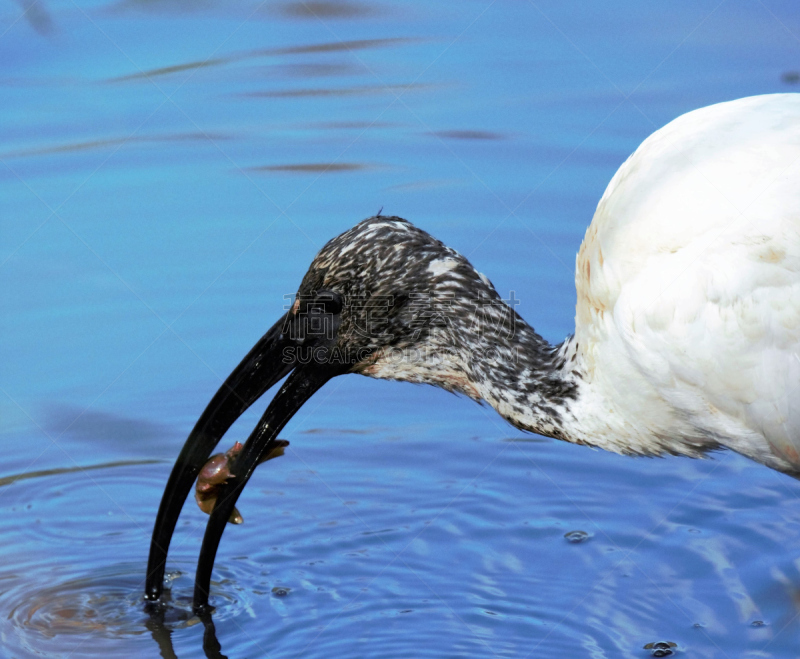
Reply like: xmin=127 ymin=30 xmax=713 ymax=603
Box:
xmin=564 ymin=94 xmax=800 ymax=471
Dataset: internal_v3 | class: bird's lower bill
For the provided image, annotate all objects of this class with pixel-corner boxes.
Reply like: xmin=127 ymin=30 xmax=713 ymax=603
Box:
xmin=143 ymin=312 xmax=347 ymax=614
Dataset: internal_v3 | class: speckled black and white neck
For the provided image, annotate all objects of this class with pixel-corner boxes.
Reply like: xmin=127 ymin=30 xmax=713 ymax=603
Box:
xmin=294 ymin=216 xmax=583 ymax=443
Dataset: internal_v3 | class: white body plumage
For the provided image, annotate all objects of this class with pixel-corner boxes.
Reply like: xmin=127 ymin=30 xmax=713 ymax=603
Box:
xmin=550 ymin=94 xmax=800 ymax=473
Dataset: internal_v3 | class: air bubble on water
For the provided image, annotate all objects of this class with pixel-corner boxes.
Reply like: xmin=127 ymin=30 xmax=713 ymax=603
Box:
xmin=563 ymin=530 xmax=591 ymax=543
xmin=644 ymin=641 xmax=677 ymax=657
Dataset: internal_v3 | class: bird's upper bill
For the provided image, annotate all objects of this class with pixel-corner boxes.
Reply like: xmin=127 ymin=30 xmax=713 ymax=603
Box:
xmin=145 ymin=216 xmax=526 ymax=612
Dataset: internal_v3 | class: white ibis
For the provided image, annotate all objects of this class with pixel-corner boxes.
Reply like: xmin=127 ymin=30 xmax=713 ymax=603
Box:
xmin=145 ymin=93 xmax=800 ymax=614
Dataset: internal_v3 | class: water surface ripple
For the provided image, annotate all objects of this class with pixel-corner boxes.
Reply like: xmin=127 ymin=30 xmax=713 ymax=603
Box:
xmin=2 ymin=0 xmax=799 ymax=656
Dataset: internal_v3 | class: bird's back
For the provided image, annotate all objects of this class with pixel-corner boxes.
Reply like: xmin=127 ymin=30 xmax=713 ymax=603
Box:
xmin=573 ymin=94 xmax=800 ymax=473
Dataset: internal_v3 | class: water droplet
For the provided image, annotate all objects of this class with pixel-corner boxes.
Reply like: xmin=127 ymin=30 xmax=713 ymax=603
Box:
xmin=564 ymin=530 xmax=591 ymax=543
xmin=271 ymin=586 xmax=291 ymax=597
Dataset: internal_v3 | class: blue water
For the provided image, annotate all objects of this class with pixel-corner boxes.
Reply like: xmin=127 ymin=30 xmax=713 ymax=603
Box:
xmin=2 ymin=0 xmax=800 ymax=656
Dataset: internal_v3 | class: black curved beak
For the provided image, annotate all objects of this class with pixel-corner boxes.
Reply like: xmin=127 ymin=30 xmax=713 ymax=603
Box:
xmin=145 ymin=292 xmax=349 ymax=612
xmin=191 ymin=362 xmax=339 ymax=614
xmin=144 ymin=313 xmax=293 ymax=602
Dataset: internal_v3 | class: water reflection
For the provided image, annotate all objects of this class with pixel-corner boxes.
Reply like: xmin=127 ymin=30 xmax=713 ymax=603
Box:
xmin=2 ymin=133 xmax=231 ymax=160
xmin=0 ymin=458 xmax=162 ymax=488
xmin=250 ymin=162 xmax=374 ymax=173
xmin=3 ymin=0 xmax=800 ymax=656
xmin=147 ymin=607 xmax=229 ymax=659
xmin=431 ymin=130 xmax=506 ymax=141
xmin=7 ymin=564 xmax=159 ymax=639
xmin=275 ymin=1 xmax=378 ymax=20
xmin=278 ymin=62 xmax=360 ymax=78
xmin=3 ymin=559 xmax=240 ymax=658
xmin=241 ymin=82 xmax=433 ymax=98
xmin=106 ymin=0 xmax=220 ymax=16
xmin=107 ymin=37 xmax=416 ymax=83
xmin=15 ymin=0 xmax=52 ymax=35
xmin=43 ymin=404 xmax=176 ymax=445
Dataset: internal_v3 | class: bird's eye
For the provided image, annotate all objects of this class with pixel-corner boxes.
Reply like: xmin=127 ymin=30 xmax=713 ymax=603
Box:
xmin=391 ymin=292 xmax=409 ymax=309
xmin=314 ymin=289 xmax=343 ymax=315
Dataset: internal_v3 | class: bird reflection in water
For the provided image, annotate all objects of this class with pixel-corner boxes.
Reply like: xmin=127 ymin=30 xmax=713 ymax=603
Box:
xmin=146 ymin=606 xmax=228 ymax=659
